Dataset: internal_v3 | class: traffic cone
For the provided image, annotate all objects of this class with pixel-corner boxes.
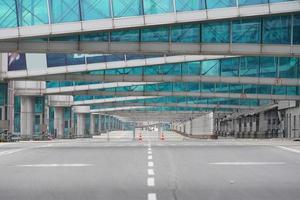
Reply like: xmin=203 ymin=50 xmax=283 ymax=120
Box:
xmin=138 ymin=133 xmax=143 ymax=141
xmin=160 ymin=133 xmax=165 ymax=141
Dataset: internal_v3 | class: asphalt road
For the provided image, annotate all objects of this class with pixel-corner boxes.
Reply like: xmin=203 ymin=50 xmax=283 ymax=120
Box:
xmin=0 ymin=132 xmax=300 ymax=200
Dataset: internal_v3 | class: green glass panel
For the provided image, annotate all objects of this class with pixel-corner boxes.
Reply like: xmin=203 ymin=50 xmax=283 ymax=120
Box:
xmin=81 ymin=0 xmax=110 ymax=20
xmin=18 ymin=0 xmax=49 ymax=26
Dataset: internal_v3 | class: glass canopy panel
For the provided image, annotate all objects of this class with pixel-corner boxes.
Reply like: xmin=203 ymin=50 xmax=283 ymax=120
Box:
xmin=175 ymin=0 xmax=205 ymax=12
xmin=278 ymin=57 xmax=298 ymax=78
xmin=273 ymin=86 xmax=286 ymax=95
xmin=201 ymin=60 xmax=220 ymax=76
xmin=111 ymin=29 xmax=140 ymax=42
xmin=294 ymin=14 xmax=300 ymax=44
xmin=220 ymin=58 xmax=239 ymax=77
xmin=81 ymin=0 xmax=111 ymax=20
xmin=0 ymin=0 xmax=17 ymax=28
xmin=240 ymin=57 xmax=259 ymax=77
xmin=80 ymin=32 xmax=109 ymax=41
xmin=18 ymin=0 xmax=49 ymax=26
xmin=172 ymin=24 xmax=200 ymax=43
xmin=206 ymin=0 xmax=236 ymax=9
xmin=232 ymin=19 xmax=261 ymax=43
xmin=263 ymin=15 xmax=291 ymax=44
xmin=112 ymin=0 xmax=142 ymax=17
xmin=202 ymin=21 xmax=230 ymax=43
xmin=50 ymin=0 xmax=80 ymax=23
xmin=238 ymin=0 xmax=268 ymax=6
xmin=143 ymin=0 xmax=174 ymax=15
xmin=0 ymin=84 xmax=7 ymax=106
xmin=260 ymin=57 xmax=277 ymax=78
xmin=182 ymin=62 xmax=201 ymax=75
xmin=141 ymin=27 xmax=169 ymax=42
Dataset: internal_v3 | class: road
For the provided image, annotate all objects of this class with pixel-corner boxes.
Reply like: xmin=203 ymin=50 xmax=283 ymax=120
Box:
xmin=0 ymin=131 xmax=300 ymax=200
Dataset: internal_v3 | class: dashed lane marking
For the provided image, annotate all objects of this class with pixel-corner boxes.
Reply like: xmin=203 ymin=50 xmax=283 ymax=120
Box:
xmin=148 ymin=155 xmax=153 ymax=160
xmin=148 ymin=193 xmax=157 ymax=200
xmin=148 ymin=162 xmax=154 ymax=167
xmin=17 ymin=164 xmax=93 ymax=167
xmin=147 ymin=177 xmax=155 ymax=187
xmin=148 ymin=169 xmax=155 ymax=176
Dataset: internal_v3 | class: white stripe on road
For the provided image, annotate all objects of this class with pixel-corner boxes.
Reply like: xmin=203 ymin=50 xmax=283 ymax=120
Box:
xmin=148 ymin=147 xmax=152 ymax=151
xmin=277 ymin=146 xmax=300 ymax=154
xmin=148 ymin=193 xmax=157 ymax=200
xmin=148 ymin=155 xmax=153 ymax=160
xmin=17 ymin=164 xmax=93 ymax=167
xmin=209 ymin=162 xmax=285 ymax=165
xmin=148 ymin=169 xmax=155 ymax=176
xmin=148 ymin=162 xmax=154 ymax=167
xmin=0 ymin=149 xmax=25 ymax=157
xmin=147 ymin=177 xmax=155 ymax=187
xmin=148 ymin=151 xmax=152 ymax=155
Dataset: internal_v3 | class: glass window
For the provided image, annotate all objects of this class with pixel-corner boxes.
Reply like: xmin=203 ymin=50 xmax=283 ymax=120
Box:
xmin=238 ymin=0 xmax=268 ymax=6
xmin=172 ymin=24 xmax=200 ymax=43
xmin=201 ymin=60 xmax=220 ymax=76
xmin=273 ymin=86 xmax=286 ymax=95
xmin=240 ymin=57 xmax=259 ymax=77
xmin=263 ymin=15 xmax=291 ymax=44
xmin=143 ymin=0 xmax=174 ymax=15
xmin=206 ymin=0 xmax=236 ymax=9
xmin=50 ymin=0 xmax=80 ymax=23
xmin=111 ymin=29 xmax=140 ymax=42
xmin=175 ymin=0 xmax=205 ymax=12
xmin=220 ymin=58 xmax=239 ymax=77
xmin=260 ymin=57 xmax=277 ymax=78
xmin=293 ymin=14 xmax=300 ymax=44
xmin=202 ymin=21 xmax=230 ymax=43
xmin=141 ymin=27 xmax=169 ymax=42
xmin=18 ymin=0 xmax=49 ymax=26
xmin=232 ymin=19 xmax=261 ymax=43
xmin=112 ymin=0 xmax=142 ymax=17
xmin=81 ymin=0 xmax=111 ymax=20
xmin=0 ymin=0 xmax=17 ymax=28
xmin=278 ymin=57 xmax=298 ymax=78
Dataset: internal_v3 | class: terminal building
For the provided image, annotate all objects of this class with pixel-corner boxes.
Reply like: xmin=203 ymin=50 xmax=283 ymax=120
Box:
xmin=0 ymin=0 xmax=300 ymax=140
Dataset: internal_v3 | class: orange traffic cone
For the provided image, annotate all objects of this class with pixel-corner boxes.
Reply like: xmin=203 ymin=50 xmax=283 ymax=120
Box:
xmin=160 ymin=133 xmax=165 ymax=141
xmin=138 ymin=133 xmax=143 ymax=141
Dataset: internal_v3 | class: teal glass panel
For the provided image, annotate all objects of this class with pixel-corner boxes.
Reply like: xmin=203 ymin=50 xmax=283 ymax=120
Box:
xmin=141 ymin=27 xmax=169 ymax=42
xmin=216 ymin=84 xmax=229 ymax=93
xmin=206 ymin=0 xmax=236 ymax=9
xmin=50 ymin=0 xmax=80 ymax=23
xmin=182 ymin=62 xmax=201 ymax=75
xmin=238 ymin=0 xmax=268 ymax=6
xmin=49 ymin=107 xmax=54 ymax=134
xmin=80 ymin=32 xmax=109 ymax=41
xmin=81 ymin=0 xmax=111 ymax=20
xmin=232 ymin=19 xmax=261 ymax=43
xmin=294 ymin=14 xmax=300 ymax=44
xmin=201 ymin=83 xmax=215 ymax=93
xmin=201 ymin=60 xmax=220 ymax=76
xmin=263 ymin=15 xmax=291 ymax=44
xmin=143 ymin=0 xmax=174 ymax=15
xmin=14 ymin=96 xmax=21 ymax=132
xmin=112 ymin=0 xmax=142 ymax=17
xmin=278 ymin=57 xmax=298 ymax=78
xmin=286 ymin=86 xmax=298 ymax=95
xmin=0 ymin=0 xmax=17 ymax=28
xmin=258 ymin=85 xmax=271 ymax=94
xmin=240 ymin=57 xmax=259 ymax=77
xmin=0 ymin=84 xmax=7 ymax=106
xmin=273 ymin=86 xmax=286 ymax=95
xmin=230 ymin=84 xmax=242 ymax=93
xmin=243 ymin=85 xmax=257 ymax=94
xmin=202 ymin=21 xmax=230 ymax=43
xmin=260 ymin=57 xmax=277 ymax=77
xmin=18 ymin=0 xmax=48 ymax=26
xmin=220 ymin=58 xmax=239 ymax=76
xmin=172 ymin=24 xmax=200 ymax=43
xmin=35 ymin=97 xmax=44 ymax=113
xmin=175 ymin=0 xmax=205 ymax=12
xmin=111 ymin=29 xmax=140 ymax=42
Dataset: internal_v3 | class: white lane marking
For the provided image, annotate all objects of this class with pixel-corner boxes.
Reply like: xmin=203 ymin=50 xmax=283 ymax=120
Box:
xmin=148 ymin=169 xmax=155 ymax=176
xmin=148 ymin=161 xmax=154 ymax=167
xmin=0 ymin=149 xmax=25 ymax=157
xmin=209 ymin=162 xmax=285 ymax=166
xmin=17 ymin=164 xmax=93 ymax=167
xmin=148 ymin=151 xmax=152 ymax=155
xmin=148 ymin=193 xmax=157 ymax=200
xmin=148 ymin=147 xmax=152 ymax=151
xmin=147 ymin=177 xmax=155 ymax=187
xmin=148 ymin=155 xmax=153 ymax=160
xmin=277 ymin=146 xmax=300 ymax=154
